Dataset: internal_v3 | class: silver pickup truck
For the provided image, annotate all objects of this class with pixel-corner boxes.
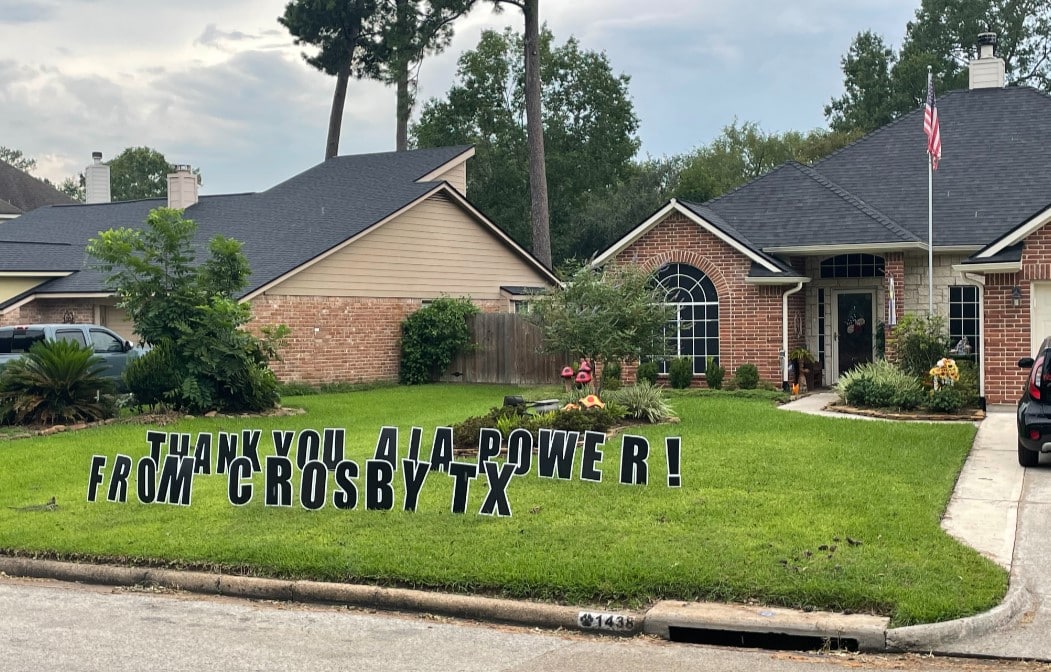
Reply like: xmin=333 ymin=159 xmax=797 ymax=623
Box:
xmin=0 ymin=324 xmax=142 ymax=382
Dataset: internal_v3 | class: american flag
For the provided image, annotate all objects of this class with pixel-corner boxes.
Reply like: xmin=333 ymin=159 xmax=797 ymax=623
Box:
xmin=924 ymin=72 xmax=942 ymax=170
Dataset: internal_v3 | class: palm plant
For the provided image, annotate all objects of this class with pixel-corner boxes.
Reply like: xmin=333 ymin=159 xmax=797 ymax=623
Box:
xmin=0 ymin=340 xmax=115 ymax=425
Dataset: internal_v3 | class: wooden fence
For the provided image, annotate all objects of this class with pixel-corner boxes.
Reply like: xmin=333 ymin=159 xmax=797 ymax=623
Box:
xmin=441 ymin=313 xmax=565 ymax=385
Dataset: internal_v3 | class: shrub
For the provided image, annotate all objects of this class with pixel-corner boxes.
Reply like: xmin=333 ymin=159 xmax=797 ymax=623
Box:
xmin=609 ymin=382 xmax=675 ymax=423
xmin=704 ymin=356 xmax=725 ymax=390
xmin=602 ymin=361 xmax=622 ymax=391
xmin=955 ymin=360 xmax=979 ymax=409
xmin=123 ymin=343 xmax=179 ymax=408
xmin=0 ymin=340 xmax=115 ymax=425
xmin=837 ymin=359 xmax=924 ymax=410
xmin=668 ymin=357 xmax=693 ymax=389
xmin=400 ymin=297 xmax=480 ymax=385
xmin=894 ymin=314 xmax=949 ymax=379
xmin=733 ymin=363 xmax=760 ymax=390
xmin=636 ymin=361 xmax=659 ymax=385
xmin=927 ymin=386 xmax=965 ymax=413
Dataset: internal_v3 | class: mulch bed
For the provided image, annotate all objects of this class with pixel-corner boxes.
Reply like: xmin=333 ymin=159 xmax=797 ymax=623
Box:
xmin=824 ymin=401 xmax=985 ymax=422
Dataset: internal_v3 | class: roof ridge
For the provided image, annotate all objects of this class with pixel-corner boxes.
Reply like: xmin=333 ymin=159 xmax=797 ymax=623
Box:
xmin=0 ymin=239 xmax=72 ymax=246
xmin=790 ymin=163 xmax=921 ymax=243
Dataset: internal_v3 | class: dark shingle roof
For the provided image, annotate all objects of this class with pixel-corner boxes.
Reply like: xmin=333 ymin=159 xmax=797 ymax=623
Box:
xmin=0 ymin=161 xmax=77 ymax=214
xmin=814 ymin=86 xmax=1051 ymax=247
xmin=693 ymin=86 xmax=1051 ymax=250
xmin=1 ymin=146 xmax=481 ymax=302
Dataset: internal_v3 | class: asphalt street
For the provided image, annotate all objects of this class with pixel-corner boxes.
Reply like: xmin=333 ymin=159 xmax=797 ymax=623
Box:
xmin=0 ymin=576 xmax=1047 ymax=672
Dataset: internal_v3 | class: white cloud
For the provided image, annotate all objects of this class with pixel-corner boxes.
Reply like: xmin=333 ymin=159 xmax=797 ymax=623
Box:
xmin=3 ymin=0 xmax=921 ymax=193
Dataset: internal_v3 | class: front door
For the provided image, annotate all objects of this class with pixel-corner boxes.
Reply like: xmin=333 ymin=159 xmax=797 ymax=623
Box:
xmin=835 ymin=291 xmax=874 ymax=376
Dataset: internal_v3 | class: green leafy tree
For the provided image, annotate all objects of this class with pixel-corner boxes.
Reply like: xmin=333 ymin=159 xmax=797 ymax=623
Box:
xmin=530 ymin=263 xmax=674 ymax=395
xmin=572 ymin=156 xmax=684 ymax=260
xmin=58 ymin=174 xmax=86 ymax=202
xmin=413 ymin=27 xmax=639 ymax=265
xmin=399 ymin=296 xmax=479 ymax=384
xmin=0 ymin=340 xmax=114 ymax=425
xmin=87 ymin=208 xmax=284 ymax=413
xmin=825 ymin=31 xmax=899 ymax=133
xmin=108 ymin=146 xmax=174 ymax=201
xmin=674 ymin=121 xmax=860 ymax=203
xmin=827 ymin=0 xmax=1051 ymax=133
xmin=280 ymin=0 xmax=390 ymax=159
xmin=0 ymin=146 xmax=36 ymax=173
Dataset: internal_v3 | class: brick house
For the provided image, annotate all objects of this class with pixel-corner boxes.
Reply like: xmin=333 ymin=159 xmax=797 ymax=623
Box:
xmin=0 ymin=146 xmax=558 ymax=384
xmin=594 ymin=36 xmax=1051 ymax=404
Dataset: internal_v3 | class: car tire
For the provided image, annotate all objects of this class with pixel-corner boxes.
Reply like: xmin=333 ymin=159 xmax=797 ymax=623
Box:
xmin=1018 ymin=441 xmax=1040 ymax=467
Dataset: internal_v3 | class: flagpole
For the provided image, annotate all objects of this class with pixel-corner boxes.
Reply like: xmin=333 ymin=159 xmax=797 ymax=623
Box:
xmin=928 ymin=152 xmax=934 ymax=315
xmin=927 ymin=65 xmax=934 ymax=316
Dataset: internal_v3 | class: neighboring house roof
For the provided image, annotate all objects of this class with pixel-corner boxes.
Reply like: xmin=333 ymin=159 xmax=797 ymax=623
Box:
xmin=597 ymin=85 xmax=1051 ymax=271
xmin=0 ymin=160 xmax=77 ymax=215
xmin=0 ymin=146 xmax=558 ymax=309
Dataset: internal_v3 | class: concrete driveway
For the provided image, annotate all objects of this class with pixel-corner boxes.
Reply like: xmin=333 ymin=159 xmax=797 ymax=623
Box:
xmin=939 ymin=408 xmax=1051 ymax=660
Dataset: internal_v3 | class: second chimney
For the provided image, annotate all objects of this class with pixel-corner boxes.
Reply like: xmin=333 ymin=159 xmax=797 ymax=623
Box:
xmin=167 ymin=164 xmax=199 ymax=210
xmin=84 ymin=151 xmax=111 ymax=204
xmin=969 ymin=32 xmax=1006 ymax=89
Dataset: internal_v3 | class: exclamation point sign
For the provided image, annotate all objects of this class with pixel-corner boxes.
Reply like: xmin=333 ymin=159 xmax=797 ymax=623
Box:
xmin=666 ymin=437 xmax=682 ymax=488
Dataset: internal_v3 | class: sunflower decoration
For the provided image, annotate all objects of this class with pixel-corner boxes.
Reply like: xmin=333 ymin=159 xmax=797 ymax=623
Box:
xmin=929 ymin=357 xmax=960 ymax=390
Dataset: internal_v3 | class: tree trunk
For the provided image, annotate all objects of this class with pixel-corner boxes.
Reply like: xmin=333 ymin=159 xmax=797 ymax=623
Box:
xmin=326 ymin=61 xmax=351 ymax=160
xmin=396 ymin=59 xmax=411 ymax=151
xmin=325 ymin=20 xmax=362 ymax=161
xmin=522 ymin=0 xmax=551 ymax=268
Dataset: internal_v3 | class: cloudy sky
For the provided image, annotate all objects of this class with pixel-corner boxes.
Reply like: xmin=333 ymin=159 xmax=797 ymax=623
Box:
xmin=3 ymin=0 xmax=920 ymax=195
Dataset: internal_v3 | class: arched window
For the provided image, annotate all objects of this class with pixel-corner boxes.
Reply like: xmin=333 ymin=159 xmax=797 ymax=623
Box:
xmin=654 ymin=263 xmax=719 ymax=374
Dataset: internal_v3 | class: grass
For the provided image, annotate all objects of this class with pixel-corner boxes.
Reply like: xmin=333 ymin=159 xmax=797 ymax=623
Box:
xmin=0 ymin=384 xmax=1005 ymax=626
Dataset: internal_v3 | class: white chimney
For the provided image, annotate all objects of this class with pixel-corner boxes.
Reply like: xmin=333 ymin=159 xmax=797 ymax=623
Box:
xmin=969 ymin=32 xmax=1006 ymax=89
xmin=84 ymin=151 xmax=111 ymax=204
xmin=166 ymin=164 xmax=199 ymax=210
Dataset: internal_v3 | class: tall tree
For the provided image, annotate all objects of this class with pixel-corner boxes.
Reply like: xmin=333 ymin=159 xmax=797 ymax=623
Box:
xmin=487 ymin=0 xmax=550 ymax=267
xmin=413 ymin=27 xmax=639 ymax=265
xmin=108 ymin=147 xmax=174 ymax=201
xmin=572 ymin=157 xmax=685 ymax=261
xmin=280 ymin=0 xmax=388 ymax=159
xmin=826 ymin=0 xmax=1051 ymax=133
xmin=825 ymin=31 xmax=898 ymax=133
xmin=377 ymin=0 xmax=474 ymax=151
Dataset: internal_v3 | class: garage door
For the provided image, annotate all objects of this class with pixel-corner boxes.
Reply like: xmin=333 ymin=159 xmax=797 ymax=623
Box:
xmin=99 ymin=304 xmax=137 ymax=343
xmin=1031 ymin=283 xmax=1051 ymax=357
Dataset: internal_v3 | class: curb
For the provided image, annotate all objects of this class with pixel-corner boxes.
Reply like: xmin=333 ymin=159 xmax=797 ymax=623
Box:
xmin=0 ymin=555 xmax=1029 ymax=653
xmin=0 ymin=556 xmax=642 ymax=637
xmin=886 ymin=574 xmax=1032 ymax=652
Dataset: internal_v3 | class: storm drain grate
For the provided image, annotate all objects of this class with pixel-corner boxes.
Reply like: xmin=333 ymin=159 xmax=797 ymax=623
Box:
xmin=667 ymin=626 xmax=859 ymax=652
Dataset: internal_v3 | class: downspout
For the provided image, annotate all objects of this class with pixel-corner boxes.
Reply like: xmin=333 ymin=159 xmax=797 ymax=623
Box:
xmin=963 ymin=272 xmax=986 ymax=409
xmin=782 ymin=281 xmax=805 ymax=391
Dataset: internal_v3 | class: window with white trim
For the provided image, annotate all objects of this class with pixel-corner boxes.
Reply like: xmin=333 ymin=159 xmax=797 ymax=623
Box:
xmin=653 ymin=263 xmax=719 ymax=374
xmin=949 ymin=285 xmax=979 ymax=356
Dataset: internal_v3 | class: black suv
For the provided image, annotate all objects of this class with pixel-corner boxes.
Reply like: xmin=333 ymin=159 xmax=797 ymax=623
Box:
xmin=1017 ymin=336 xmax=1051 ymax=466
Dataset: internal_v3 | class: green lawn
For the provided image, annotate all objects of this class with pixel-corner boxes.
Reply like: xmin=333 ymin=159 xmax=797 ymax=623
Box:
xmin=0 ymin=384 xmax=1005 ymax=626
